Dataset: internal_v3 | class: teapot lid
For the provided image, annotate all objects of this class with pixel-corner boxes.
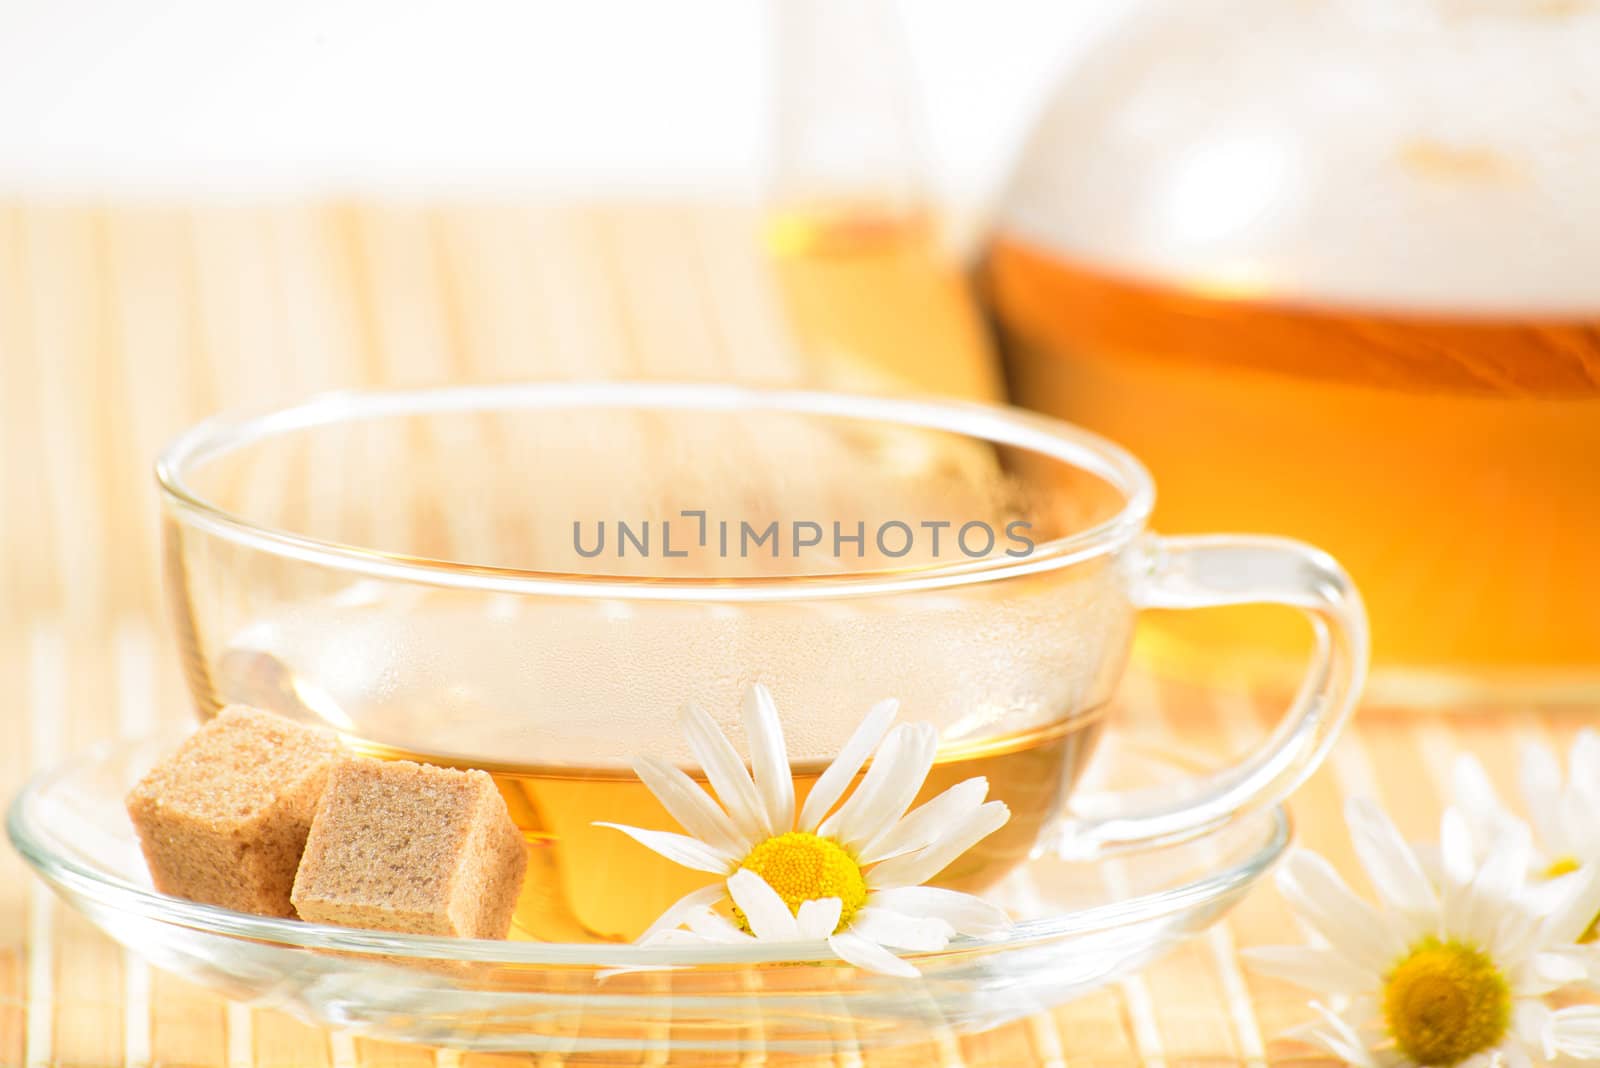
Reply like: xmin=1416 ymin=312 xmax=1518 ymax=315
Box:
xmin=999 ymin=0 xmax=1600 ymax=314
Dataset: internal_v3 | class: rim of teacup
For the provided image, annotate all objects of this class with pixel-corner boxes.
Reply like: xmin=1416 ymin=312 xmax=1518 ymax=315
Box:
xmin=155 ymin=381 xmax=1156 ymax=602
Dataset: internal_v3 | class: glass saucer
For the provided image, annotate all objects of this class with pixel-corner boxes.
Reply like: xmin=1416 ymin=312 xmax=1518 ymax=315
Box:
xmin=7 ymin=730 xmax=1287 ymax=1056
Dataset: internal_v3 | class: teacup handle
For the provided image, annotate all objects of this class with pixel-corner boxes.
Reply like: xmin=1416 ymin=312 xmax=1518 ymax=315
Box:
xmin=1055 ymin=534 xmax=1368 ymax=859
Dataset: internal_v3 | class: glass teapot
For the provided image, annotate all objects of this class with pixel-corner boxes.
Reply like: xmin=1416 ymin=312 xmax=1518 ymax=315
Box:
xmin=984 ymin=0 xmax=1600 ymax=704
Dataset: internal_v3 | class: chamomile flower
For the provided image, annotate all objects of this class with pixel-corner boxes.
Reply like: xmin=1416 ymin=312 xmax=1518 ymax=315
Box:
xmin=1452 ymin=731 xmax=1600 ymax=930
xmin=1245 ymin=798 xmax=1600 ymax=1068
xmin=599 ymin=684 xmax=1012 ymax=977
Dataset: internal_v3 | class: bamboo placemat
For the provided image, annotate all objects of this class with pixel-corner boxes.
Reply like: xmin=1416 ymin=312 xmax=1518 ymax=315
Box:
xmin=0 ymin=199 xmax=1587 ymax=1067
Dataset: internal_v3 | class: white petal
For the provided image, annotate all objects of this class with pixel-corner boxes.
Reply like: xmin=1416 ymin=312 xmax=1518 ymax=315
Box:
xmin=1306 ymin=1001 xmax=1381 ymax=1068
xmin=1342 ymin=996 xmax=1386 ymax=1039
xmin=1438 ymin=881 xmax=1474 ymax=958
xmin=644 ymin=927 xmax=743 ymax=947
xmin=637 ymin=883 xmax=728 ymax=943
xmin=867 ymin=886 xmax=1011 ymax=936
xmin=727 ymin=869 xmax=800 ymax=941
xmin=1452 ymin=753 xmax=1507 ymax=847
xmin=1519 ymin=949 xmax=1589 ymax=995
xmin=1568 ymin=732 xmax=1600 ymax=832
xmin=1537 ymin=865 xmax=1600 ymax=947
xmin=1306 ymin=1027 xmax=1376 ymax=1068
xmin=1499 ymin=1039 xmax=1534 ymax=1068
xmin=818 ymin=722 xmax=938 ymax=848
xmin=1439 ymin=808 xmax=1480 ymax=888
xmin=798 ymin=698 xmax=897 ymax=832
xmin=827 ymin=932 xmax=920 ymax=978
xmin=1547 ymin=1006 xmax=1600 ymax=1060
xmin=1576 ymin=812 xmax=1600 ymax=860
xmin=682 ymin=702 xmax=770 ymax=841
xmin=1556 ymin=787 xmax=1591 ymax=862
xmin=866 ymin=800 xmax=1009 ymax=890
xmin=1513 ymin=999 xmax=1557 ymax=1061
xmin=1240 ymin=945 xmax=1376 ymax=996
xmin=1347 ymin=797 xmax=1437 ymax=918
xmin=1332 ymin=996 xmax=1390 ymax=1051
xmin=1491 ymin=907 xmax=1544 ymax=981
xmin=1571 ymin=730 xmax=1600 ymax=787
xmin=1274 ymin=850 xmax=1403 ymax=974
xmin=796 ymin=897 xmax=842 ymax=940
xmin=1465 ymin=824 xmax=1532 ymax=952
xmin=849 ymin=906 xmax=954 ymax=952
xmin=1522 ymin=871 xmax=1581 ymax=915
xmin=858 ymin=777 xmax=989 ymax=865
xmin=632 ymin=756 xmax=748 ymax=857
xmin=595 ymin=822 xmax=735 ymax=873
xmin=1519 ymin=741 xmax=1565 ymax=851
xmin=686 ymin=908 xmax=748 ymax=942
xmin=743 ymin=684 xmax=795 ymax=835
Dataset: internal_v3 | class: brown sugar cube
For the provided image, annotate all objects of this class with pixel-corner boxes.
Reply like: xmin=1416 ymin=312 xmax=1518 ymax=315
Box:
xmin=126 ymin=705 xmax=346 ymax=917
xmin=290 ymin=760 xmax=528 ymax=939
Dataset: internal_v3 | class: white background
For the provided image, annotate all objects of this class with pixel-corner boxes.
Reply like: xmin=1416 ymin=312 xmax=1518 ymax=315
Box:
xmin=0 ymin=1 xmax=1124 ymax=208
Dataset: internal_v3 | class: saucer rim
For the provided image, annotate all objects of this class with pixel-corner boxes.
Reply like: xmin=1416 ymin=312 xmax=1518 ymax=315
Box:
xmin=8 ymin=730 xmax=1290 ymax=970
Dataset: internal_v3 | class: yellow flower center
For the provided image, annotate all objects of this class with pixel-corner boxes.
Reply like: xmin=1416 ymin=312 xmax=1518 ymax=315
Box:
xmin=736 ymin=831 xmax=868 ymax=935
xmin=1540 ymin=855 xmax=1598 ymax=942
xmin=1544 ymin=855 xmax=1582 ymax=878
xmin=1382 ymin=937 xmax=1511 ymax=1067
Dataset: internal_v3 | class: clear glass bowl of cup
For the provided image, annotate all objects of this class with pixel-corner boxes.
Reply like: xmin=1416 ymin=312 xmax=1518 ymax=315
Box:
xmin=3 ymin=381 xmax=1362 ymax=1052
xmin=154 ymin=382 xmax=1360 ymax=942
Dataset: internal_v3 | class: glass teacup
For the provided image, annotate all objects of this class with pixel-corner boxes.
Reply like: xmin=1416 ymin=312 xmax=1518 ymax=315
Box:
xmin=157 ymin=382 xmax=1365 ymax=941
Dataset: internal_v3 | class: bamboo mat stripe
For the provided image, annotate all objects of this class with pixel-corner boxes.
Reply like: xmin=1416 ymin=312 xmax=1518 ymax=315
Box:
xmin=0 ymin=199 xmax=1585 ymax=1067
xmin=114 ymin=624 xmax=155 ymax=1068
xmin=26 ymin=628 xmax=63 ymax=1068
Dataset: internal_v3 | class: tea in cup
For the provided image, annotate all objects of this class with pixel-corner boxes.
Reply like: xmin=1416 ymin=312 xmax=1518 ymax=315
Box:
xmin=159 ymin=383 xmax=1365 ymax=939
